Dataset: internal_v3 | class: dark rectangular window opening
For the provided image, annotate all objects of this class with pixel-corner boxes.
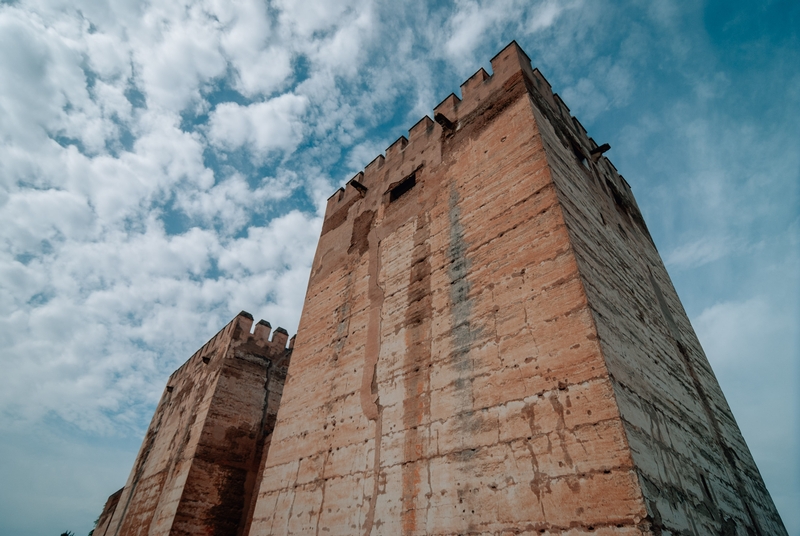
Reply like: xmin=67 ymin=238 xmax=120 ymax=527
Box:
xmin=389 ymin=173 xmax=416 ymax=203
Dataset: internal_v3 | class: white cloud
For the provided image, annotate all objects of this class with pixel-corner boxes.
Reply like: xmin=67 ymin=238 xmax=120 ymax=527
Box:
xmin=444 ymin=0 xmax=577 ymax=64
xmin=445 ymin=1 xmax=495 ymax=60
xmin=665 ymin=235 xmax=743 ymax=269
xmin=132 ymin=1 xmax=227 ymax=111
xmin=175 ymin=171 xmax=300 ymax=231
xmin=207 ymin=94 xmax=308 ymax=157
xmin=527 ymin=0 xmax=565 ymax=32
xmin=0 ymin=211 xmax=320 ymax=435
xmin=274 ymin=0 xmax=370 ymax=39
xmin=695 ymin=297 xmax=793 ymax=368
xmin=0 ymin=188 xmax=95 ymax=252
xmin=0 ymin=9 xmax=92 ymax=149
xmin=212 ymin=0 xmax=293 ymax=96
xmin=217 ymin=210 xmax=321 ymax=277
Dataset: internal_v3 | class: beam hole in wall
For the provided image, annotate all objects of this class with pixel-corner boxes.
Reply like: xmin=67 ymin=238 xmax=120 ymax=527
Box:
xmin=571 ymin=141 xmax=590 ymax=170
xmin=389 ymin=172 xmax=416 ymax=203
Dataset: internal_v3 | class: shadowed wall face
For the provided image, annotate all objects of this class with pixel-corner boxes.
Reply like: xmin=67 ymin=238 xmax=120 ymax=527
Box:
xmin=525 ymin=57 xmax=788 ymax=536
xmin=101 ymin=313 xmax=292 ymax=536
xmin=91 ymin=487 xmax=122 ymax=536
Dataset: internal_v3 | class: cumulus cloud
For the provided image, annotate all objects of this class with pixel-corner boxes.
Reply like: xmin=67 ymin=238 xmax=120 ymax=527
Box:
xmin=0 ymin=8 xmax=99 ymax=151
xmin=665 ymin=235 xmax=745 ymax=269
xmin=0 ymin=209 xmax=320 ymax=435
xmin=443 ymin=0 xmax=578 ymax=64
xmin=274 ymin=0 xmax=371 ymax=39
xmin=207 ymin=94 xmax=308 ymax=157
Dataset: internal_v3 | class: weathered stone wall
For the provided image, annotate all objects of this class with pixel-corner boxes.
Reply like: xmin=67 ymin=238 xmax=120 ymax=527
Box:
xmin=101 ymin=312 xmax=292 ymax=536
xmin=92 ymin=487 xmax=123 ymax=536
xmin=249 ymin=43 xmax=657 ymax=535
xmin=522 ymin=56 xmax=787 ymax=535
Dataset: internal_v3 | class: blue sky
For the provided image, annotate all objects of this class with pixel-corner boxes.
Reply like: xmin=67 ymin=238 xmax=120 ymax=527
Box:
xmin=0 ymin=0 xmax=797 ymax=534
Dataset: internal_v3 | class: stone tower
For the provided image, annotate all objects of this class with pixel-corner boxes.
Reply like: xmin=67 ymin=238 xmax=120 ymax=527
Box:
xmin=247 ymin=42 xmax=786 ymax=534
xmin=98 ymin=312 xmax=292 ymax=536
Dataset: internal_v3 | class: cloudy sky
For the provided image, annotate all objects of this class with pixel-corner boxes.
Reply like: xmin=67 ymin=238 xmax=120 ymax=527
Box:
xmin=0 ymin=0 xmax=797 ymax=534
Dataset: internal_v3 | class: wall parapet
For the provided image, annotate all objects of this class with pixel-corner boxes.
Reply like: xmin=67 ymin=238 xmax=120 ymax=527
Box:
xmin=323 ymin=40 xmax=630 ymax=227
xmin=168 ymin=311 xmax=294 ymax=382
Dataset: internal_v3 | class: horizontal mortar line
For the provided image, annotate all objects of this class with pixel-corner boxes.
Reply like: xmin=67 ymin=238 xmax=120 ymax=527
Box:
xmin=622 ymin=402 xmax=740 ymax=460
xmin=612 ymin=376 xmax=727 ymax=434
xmin=413 ymin=519 xmax=647 ymax=536
xmin=374 ymin=350 xmax=524 ymax=384
xmin=482 ymin=180 xmax=557 ymax=223
xmin=272 ymin=375 xmax=615 ymax=458
xmin=623 ymin=418 xmax=733 ymax=469
xmin=280 ymin=448 xmax=636 ymax=492
xmin=463 ymin=221 xmax=569 ymax=259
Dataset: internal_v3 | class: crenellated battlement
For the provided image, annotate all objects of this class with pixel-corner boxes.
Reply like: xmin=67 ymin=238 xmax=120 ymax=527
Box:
xmin=170 ymin=311 xmax=294 ymax=380
xmin=230 ymin=311 xmax=293 ymax=350
xmin=322 ymin=41 xmax=628 ymax=226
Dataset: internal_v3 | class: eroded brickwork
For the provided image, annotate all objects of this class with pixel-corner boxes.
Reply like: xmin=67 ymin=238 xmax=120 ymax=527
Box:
xmin=92 ymin=487 xmax=123 ymax=536
xmin=101 ymin=312 xmax=292 ymax=536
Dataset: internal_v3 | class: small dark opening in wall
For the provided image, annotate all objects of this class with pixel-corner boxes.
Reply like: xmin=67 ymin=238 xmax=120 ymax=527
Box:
xmin=166 ymin=386 xmax=174 ymax=393
xmin=389 ymin=173 xmax=416 ymax=203
xmin=571 ymin=143 xmax=589 ymax=169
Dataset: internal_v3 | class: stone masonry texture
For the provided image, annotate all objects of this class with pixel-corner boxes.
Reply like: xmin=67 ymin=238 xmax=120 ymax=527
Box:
xmin=97 ymin=42 xmax=787 ymax=536
xmin=100 ymin=312 xmax=292 ymax=536
xmin=246 ymin=42 xmax=786 ymax=535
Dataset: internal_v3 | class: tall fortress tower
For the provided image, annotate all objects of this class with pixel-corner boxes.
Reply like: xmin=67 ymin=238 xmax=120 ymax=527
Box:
xmin=97 ymin=42 xmax=786 ymax=535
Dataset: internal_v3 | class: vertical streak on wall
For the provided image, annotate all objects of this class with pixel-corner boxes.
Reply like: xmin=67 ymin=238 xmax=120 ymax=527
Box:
xmin=447 ymin=184 xmax=476 ymax=422
xmin=361 ymin=220 xmax=385 ymax=536
xmin=400 ymin=213 xmax=432 ymax=534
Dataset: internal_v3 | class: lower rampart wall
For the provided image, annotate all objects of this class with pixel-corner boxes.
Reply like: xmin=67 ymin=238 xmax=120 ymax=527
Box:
xmin=99 ymin=312 xmax=292 ymax=536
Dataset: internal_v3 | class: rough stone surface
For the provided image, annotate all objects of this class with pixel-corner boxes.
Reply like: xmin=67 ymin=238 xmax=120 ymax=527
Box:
xmin=92 ymin=487 xmax=123 ymax=536
xmin=101 ymin=312 xmax=292 ymax=536
xmin=247 ymin=42 xmax=787 ymax=535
